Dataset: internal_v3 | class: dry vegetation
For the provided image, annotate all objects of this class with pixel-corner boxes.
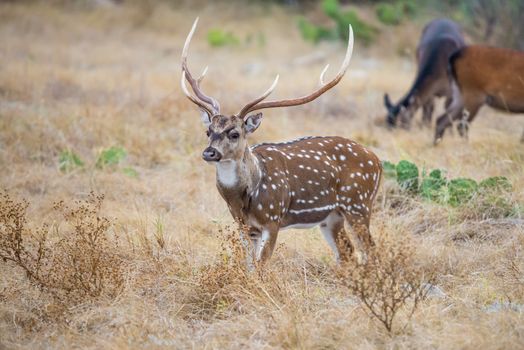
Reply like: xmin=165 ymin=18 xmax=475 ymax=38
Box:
xmin=1 ymin=1 xmax=523 ymax=349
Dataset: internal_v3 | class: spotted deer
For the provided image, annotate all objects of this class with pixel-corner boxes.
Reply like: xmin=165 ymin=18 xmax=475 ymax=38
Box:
xmin=181 ymin=18 xmax=382 ymax=265
xmin=434 ymin=45 xmax=524 ymax=144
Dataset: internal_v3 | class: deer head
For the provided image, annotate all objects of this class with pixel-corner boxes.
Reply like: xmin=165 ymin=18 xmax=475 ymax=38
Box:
xmin=181 ymin=18 xmax=353 ymax=167
xmin=383 ymin=93 xmax=416 ymax=129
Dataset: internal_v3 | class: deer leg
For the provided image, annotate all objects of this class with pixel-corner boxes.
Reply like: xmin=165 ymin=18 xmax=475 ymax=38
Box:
xmin=520 ymin=128 xmax=524 ymax=143
xmin=434 ymin=107 xmax=462 ymax=145
xmin=342 ymin=212 xmax=372 ymax=265
xmin=422 ymin=99 xmax=434 ymax=127
xmin=457 ymin=105 xmax=481 ymax=139
xmin=253 ymin=227 xmax=278 ymax=265
xmin=320 ymin=211 xmax=353 ymax=263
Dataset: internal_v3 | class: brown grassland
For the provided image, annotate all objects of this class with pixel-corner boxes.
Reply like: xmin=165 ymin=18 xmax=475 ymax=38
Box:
xmin=1 ymin=1 xmax=523 ymax=349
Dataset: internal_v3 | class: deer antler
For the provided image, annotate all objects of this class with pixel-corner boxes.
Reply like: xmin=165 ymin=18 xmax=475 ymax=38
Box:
xmin=181 ymin=17 xmax=220 ymax=116
xmin=237 ymin=25 xmax=354 ymax=119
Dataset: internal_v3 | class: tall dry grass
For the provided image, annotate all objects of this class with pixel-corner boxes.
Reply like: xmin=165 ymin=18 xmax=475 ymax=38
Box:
xmin=1 ymin=1 xmax=523 ymax=349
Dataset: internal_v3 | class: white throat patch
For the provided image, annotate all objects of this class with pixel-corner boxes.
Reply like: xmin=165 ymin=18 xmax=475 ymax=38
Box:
xmin=216 ymin=160 xmax=238 ymax=188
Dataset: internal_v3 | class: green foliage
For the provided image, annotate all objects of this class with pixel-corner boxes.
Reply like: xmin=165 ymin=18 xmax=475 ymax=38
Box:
xmin=322 ymin=0 xmax=340 ymax=18
xmin=297 ymin=17 xmax=334 ymax=43
xmin=207 ymin=29 xmax=239 ymax=47
xmin=383 ymin=161 xmax=516 ymax=216
xmin=376 ymin=3 xmax=402 ymax=25
xmin=297 ymin=0 xmax=378 ymax=46
xmin=96 ymin=146 xmax=127 ymax=169
xmin=420 ymin=169 xmax=447 ymax=201
xmin=479 ymin=176 xmax=512 ymax=192
xmin=333 ymin=9 xmax=378 ymax=46
xmin=476 ymin=176 xmax=515 ymax=217
xmin=59 ymin=150 xmax=84 ymax=173
xmin=396 ymin=160 xmax=419 ymax=193
xmin=447 ymin=178 xmax=478 ymax=207
xmin=375 ymin=1 xmax=419 ymax=26
xmin=382 ymin=161 xmax=397 ymax=179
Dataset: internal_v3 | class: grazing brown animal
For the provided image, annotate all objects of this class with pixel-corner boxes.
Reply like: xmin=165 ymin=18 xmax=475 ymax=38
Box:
xmin=181 ymin=19 xmax=382 ymax=265
xmin=384 ymin=18 xmax=465 ymax=128
xmin=434 ymin=45 xmax=524 ymax=144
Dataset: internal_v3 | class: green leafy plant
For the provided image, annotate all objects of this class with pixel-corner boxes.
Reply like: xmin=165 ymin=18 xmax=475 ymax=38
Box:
xmin=396 ymin=160 xmax=419 ymax=193
xmin=96 ymin=146 xmax=127 ymax=169
xmin=420 ymin=169 xmax=447 ymax=201
xmin=447 ymin=178 xmax=478 ymax=207
xmin=207 ymin=29 xmax=239 ymax=47
xmin=297 ymin=0 xmax=378 ymax=45
xmin=376 ymin=3 xmax=403 ymax=25
xmin=297 ymin=17 xmax=334 ymax=43
xmin=58 ymin=150 xmax=84 ymax=173
xmin=383 ymin=161 xmax=517 ymax=216
xmin=479 ymin=176 xmax=512 ymax=192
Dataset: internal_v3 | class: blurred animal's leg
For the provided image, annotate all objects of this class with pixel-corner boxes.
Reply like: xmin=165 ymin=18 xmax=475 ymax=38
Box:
xmin=422 ymin=99 xmax=435 ymax=127
xmin=434 ymin=108 xmax=460 ymax=144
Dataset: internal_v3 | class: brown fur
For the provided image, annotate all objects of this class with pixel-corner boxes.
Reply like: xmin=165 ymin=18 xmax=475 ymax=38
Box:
xmin=435 ymin=46 xmax=524 ymax=143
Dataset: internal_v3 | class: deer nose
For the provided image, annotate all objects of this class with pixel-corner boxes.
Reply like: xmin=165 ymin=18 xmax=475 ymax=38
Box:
xmin=202 ymin=147 xmax=222 ymax=162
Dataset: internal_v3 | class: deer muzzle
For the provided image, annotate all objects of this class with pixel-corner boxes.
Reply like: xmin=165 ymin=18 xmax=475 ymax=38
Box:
xmin=202 ymin=147 xmax=222 ymax=162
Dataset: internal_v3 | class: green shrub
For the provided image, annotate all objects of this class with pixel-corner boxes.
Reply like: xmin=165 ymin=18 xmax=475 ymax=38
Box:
xmin=334 ymin=9 xmax=378 ymax=45
xmin=420 ymin=169 xmax=447 ymax=201
xmin=207 ymin=29 xmax=239 ymax=47
xmin=96 ymin=146 xmax=127 ymax=169
xmin=475 ymin=176 xmax=515 ymax=218
xmin=297 ymin=17 xmax=334 ymax=43
xmin=322 ymin=0 xmax=340 ymax=18
xmin=447 ymin=178 xmax=478 ymax=207
xmin=376 ymin=3 xmax=403 ymax=25
xmin=297 ymin=0 xmax=378 ymax=46
xmin=396 ymin=160 xmax=419 ymax=193
xmin=479 ymin=176 xmax=512 ymax=192
xmin=58 ymin=150 xmax=84 ymax=173
xmin=400 ymin=0 xmax=418 ymax=17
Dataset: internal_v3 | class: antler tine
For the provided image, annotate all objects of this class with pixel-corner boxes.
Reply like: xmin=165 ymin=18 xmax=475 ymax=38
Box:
xmin=181 ymin=18 xmax=220 ymax=114
xmin=239 ymin=25 xmax=354 ymax=117
xmin=237 ymin=75 xmax=280 ymax=118
xmin=197 ymin=66 xmax=208 ymax=84
xmin=181 ymin=71 xmax=215 ymax=116
xmin=319 ymin=64 xmax=330 ymax=86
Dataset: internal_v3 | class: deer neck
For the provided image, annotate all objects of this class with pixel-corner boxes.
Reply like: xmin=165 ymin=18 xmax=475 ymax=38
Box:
xmin=215 ymin=146 xmax=261 ymax=217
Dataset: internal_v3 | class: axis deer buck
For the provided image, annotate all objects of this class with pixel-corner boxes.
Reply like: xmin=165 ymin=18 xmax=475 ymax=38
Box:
xmin=181 ymin=19 xmax=382 ymax=265
xmin=384 ymin=18 xmax=465 ymax=129
xmin=434 ymin=45 xmax=524 ymax=144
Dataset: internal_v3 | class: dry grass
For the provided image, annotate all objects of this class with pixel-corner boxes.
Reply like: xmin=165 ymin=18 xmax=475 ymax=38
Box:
xmin=1 ymin=1 xmax=523 ymax=349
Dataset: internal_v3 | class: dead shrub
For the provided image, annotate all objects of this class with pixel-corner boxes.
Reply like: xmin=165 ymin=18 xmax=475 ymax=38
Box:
xmin=499 ymin=232 xmax=524 ymax=301
xmin=192 ymin=226 xmax=284 ymax=318
xmin=0 ymin=191 xmax=126 ymax=311
xmin=337 ymin=230 xmax=438 ymax=333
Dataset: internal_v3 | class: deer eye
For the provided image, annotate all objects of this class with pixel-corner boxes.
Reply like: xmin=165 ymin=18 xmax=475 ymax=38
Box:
xmin=205 ymin=130 xmax=210 ymax=137
xmin=229 ymin=131 xmax=240 ymax=140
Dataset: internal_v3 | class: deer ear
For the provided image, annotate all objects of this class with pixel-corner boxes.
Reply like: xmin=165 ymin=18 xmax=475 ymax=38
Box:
xmin=200 ymin=109 xmax=212 ymax=127
xmin=244 ymin=113 xmax=263 ymax=134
